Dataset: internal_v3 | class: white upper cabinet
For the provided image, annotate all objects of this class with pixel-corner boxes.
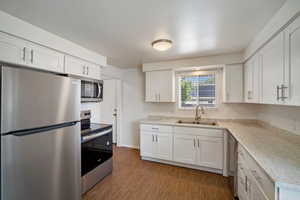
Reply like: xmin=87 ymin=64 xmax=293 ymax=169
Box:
xmin=223 ymin=64 xmax=244 ymax=103
xmin=0 ymin=32 xmax=28 ymax=66
xmin=65 ymin=55 xmax=101 ymax=80
xmin=0 ymin=32 xmax=102 ymax=78
xmin=27 ymin=43 xmax=64 ymax=73
xmin=87 ymin=63 xmax=101 ymax=80
xmin=260 ymin=32 xmax=285 ymax=105
xmin=244 ymin=54 xmax=261 ymax=103
xmin=284 ymin=16 xmax=300 ymax=106
xmin=0 ymin=32 xmax=64 ymax=73
xmin=243 ymin=15 xmax=300 ymax=107
xmin=145 ymin=70 xmax=175 ymax=102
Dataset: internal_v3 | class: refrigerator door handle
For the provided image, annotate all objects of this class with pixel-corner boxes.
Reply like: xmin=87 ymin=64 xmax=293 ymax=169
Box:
xmin=4 ymin=121 xmax=79 ymax=137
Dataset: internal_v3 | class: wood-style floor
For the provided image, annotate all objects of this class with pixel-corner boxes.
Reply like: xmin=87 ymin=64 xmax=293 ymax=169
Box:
xmin=83 ymin=146 xmax=233 ymax=200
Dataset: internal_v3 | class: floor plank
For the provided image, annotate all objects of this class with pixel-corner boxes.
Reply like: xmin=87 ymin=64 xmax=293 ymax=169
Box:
xmin=83 ymin=146 xmax=233 ymax=200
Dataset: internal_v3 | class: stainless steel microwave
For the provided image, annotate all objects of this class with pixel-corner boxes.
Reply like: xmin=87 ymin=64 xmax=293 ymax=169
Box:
xmin=81 ymin=80 xmax=103 ymax=102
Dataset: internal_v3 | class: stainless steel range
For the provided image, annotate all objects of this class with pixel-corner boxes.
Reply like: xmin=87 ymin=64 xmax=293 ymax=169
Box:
xmin=80 ymin=110 xmax=113 ymax=194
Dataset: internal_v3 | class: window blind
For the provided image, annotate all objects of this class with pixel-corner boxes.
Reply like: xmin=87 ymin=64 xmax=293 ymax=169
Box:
xmin=179 ymin=73 xmax=216 ymax=108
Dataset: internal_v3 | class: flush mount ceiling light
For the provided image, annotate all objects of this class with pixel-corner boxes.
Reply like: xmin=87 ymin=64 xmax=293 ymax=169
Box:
xmin=152 ymin=39 xmax=173 ymax=51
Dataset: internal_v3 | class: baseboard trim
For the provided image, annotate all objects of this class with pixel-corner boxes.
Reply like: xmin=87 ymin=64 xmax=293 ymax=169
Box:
xmin=119 ymin=144 xmax=140 ymax=149
xmin=141 ymin=156 xmax=223 ymax=175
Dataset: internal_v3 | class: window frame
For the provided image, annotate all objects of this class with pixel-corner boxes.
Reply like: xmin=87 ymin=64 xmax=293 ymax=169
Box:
xmin=176 ymin=70 xmax=218 ymax=110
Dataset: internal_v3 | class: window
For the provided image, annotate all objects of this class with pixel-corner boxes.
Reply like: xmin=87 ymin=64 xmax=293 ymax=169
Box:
xmin=178 ymin=72 xmax=216 ymax=108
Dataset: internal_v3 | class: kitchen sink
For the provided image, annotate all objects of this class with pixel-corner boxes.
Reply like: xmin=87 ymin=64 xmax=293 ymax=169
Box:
xmin=177 ymin=120 xmax=217 ymax=126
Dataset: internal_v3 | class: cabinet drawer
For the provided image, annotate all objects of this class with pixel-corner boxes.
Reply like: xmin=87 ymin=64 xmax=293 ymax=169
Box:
xmin=174 ymin=127 xmax=223 ymax=137
xmin=238 ymin=145 xmax=275 ymax=200
xmin=140 ymin=124 xmax=172 ymax=133
xmin=237 ymin=162 xmax=248 ymax=200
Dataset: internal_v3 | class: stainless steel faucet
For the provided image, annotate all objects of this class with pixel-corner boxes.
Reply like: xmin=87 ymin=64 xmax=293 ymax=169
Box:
xmin=195 ymin=105 xmax=205 ymax=121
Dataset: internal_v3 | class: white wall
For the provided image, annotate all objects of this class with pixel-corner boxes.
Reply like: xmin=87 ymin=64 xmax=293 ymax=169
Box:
xmin=257 ymin=105 xmax=300 ymax=135
xmin=121 ymin=68 xmax=147 ymax=148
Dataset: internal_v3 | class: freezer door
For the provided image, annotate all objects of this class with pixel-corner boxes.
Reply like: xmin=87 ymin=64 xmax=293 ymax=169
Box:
xmin=1 ymin=66 xmax=80 ymax=134
xmin=1 ymin=123 xmax=81 ymax=200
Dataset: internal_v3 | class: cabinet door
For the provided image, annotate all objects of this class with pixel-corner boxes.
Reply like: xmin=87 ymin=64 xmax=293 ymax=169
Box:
xmin=0 ymin=32 xmax=28 ymax=66
xmin=244 ymin=55 xmax=261 ymax=103
xmin=65 ymin=56 xmax=87 ymax=77
xmin=250 ymin=180 xmax=268 ymax=200
xmin=261 ymin=32 xmax=284 ymax=104
xmin=285 ymin=16 xmax=300 ymax=106
xmin=223 ymin=64 xmax=243 ymax=103
xmin=86 ymin=64 xmax=101 ymax=80
xmin=197 ymin=136 xmax=223 ymax=169
xmin=140 ymin=131 xmax=155 ymax=158
xmin=145 ymin=70 xmax=175 ymax=102
xmin=173 ymin=134 xmax=197 ymax=165
xmin=157 ymin=70 xmax=175 ymax=102
xmin=145 ymin=71 xmax=158 ymax=102
xmin=252 ymin=55 xmax=262 ymax=103
xmin=237 ymin=163 xmax=249 ymax=200
xmin=155 ymin=133 xmax=173 ymax=160
xmin=29 ymin=43 xmax=64 ymax=73
xmin=244 ymin=60 xmax=253 ymax=103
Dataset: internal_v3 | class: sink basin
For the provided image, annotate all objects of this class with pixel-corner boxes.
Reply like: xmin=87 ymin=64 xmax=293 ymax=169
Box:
xmin=177 ymin=120 xmax=217 ymax=126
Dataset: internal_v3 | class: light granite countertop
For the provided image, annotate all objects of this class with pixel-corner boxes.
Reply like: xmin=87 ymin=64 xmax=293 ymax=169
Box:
xmin=140 ymin=117 xmax=300 ymax=187
xmin=218 ymin=121 xmax=300 ymax=188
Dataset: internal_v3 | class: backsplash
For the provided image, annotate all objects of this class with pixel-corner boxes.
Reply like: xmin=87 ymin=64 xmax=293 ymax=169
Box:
xmin=257 ymin=105 xmax=300 ymax=135
xmin=81 ymin=103 xmax=101 ymax=123
xmin=145 ymin=102 xmax=260 ymax=120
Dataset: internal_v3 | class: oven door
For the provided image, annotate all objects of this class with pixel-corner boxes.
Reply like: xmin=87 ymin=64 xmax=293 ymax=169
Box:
xmin=81 ymin=128 xmax=112 ymax=177
xmin=81 ymin=80 xmax=103 ymax=102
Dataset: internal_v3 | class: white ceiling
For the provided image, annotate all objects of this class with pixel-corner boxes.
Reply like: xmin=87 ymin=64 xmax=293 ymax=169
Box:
xmin=0 ymin=0 xmax=286 ymax=68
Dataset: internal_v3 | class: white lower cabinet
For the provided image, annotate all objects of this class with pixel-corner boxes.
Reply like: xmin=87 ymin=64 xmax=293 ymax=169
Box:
xmin=141 ymin=124 xmax=224 ymax=172
xmin=155 ymin=133 xmax=173 ymax=160
xmin=140 ymin=126 xmax=172 ymax=160
xmin=197 ymin=136 xmax=223 ymax=169
xmin=173 ymin=134 xmax=197 ymax=165
xmin=238 ymin=144 xmax=273 ymax=200
xmin=140 ymin=131 xmax=155 ymax=158
xmin=173 ymin=134 xmax=224 ymax=169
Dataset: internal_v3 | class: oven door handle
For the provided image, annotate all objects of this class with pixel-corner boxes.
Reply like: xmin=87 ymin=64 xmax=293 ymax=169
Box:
xmin=82 ymin=128 xmax=112 ymax=143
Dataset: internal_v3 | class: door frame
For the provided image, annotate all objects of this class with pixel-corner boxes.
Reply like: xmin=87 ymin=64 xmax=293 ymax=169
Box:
xmin=101 ymin=76 xmax=122 ymax=146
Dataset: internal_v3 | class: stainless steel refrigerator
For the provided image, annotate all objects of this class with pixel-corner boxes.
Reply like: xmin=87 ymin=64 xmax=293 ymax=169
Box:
xmin=1 ymin=66 xmax=81 ymax=200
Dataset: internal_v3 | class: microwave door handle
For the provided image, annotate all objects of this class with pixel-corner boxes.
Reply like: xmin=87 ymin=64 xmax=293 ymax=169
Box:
xmin=97 ymin=83 xmax=102 ymax=98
